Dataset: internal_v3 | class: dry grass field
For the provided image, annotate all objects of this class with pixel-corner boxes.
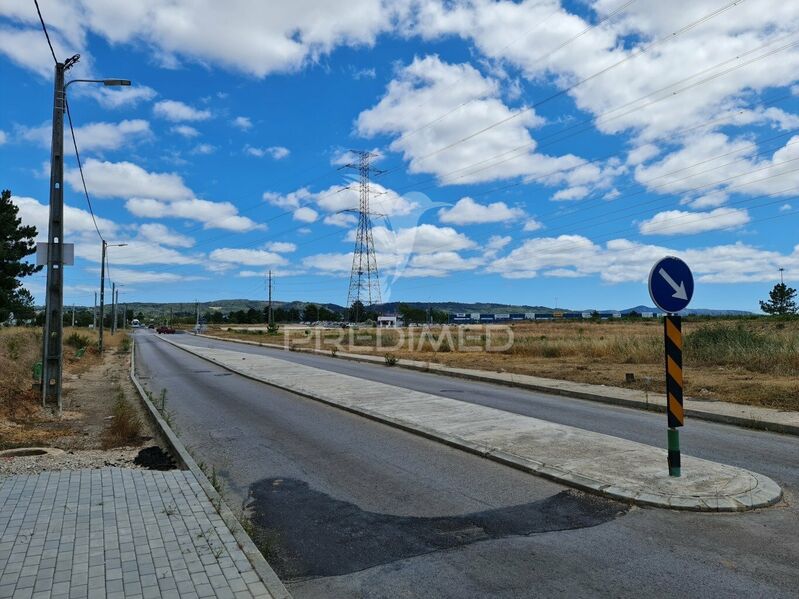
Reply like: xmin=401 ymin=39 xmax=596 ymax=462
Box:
xmin=0 ymin=327 xmax=138 ymax=450
xmin=214 ymin=318 xmax=799 ymax=410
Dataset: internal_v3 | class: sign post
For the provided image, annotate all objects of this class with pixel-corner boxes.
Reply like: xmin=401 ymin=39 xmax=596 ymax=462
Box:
xmin=648 ymin=256 xmax=694 ymax=477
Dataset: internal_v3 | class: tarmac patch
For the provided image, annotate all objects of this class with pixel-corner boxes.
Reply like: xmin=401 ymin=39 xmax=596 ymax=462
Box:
xmin=248 ymin=477 xmax=628 ymax=579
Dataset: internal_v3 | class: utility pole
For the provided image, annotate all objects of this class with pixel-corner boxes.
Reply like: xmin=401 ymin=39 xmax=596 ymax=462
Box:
xmin=122 ymin=303 xmax=126 ymax=330
xmin=93 ymin=291 xmax=97 ymax=330
xmin=71 ymin=304 xmax=75 ymax=327
xmin=40 ymin=59 xmax=67 ymax=411
xmin=111 ymin=282 xmax=116 ymax=335
xmin=780 ymin=267 xmax=785 ymax=285
xmin=267 ymin=270 xmax=274 ymax=328
xmin=195 ymin=300 xmax=199 ymax=334
xmin=99 ymin=241 xmax=107 ymax=351
xmin=115 ymin=288 xmax=120 ymax=332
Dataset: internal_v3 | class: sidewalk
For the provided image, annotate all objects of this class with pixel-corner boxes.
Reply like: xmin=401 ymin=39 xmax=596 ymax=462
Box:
xmin=167 ymin=339 xmax=782 ymax=512
xmin=194 ymin=333 xmax=799 ymax=436
xmin=0 ymin=468 xmax=274 ymax=599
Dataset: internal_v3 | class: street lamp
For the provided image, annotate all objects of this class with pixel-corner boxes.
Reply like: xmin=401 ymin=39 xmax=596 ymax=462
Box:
xmin=99 ymin=241 xmax=127 ymax=353
xmin=41 ymin=52 xmax=131 ymax=411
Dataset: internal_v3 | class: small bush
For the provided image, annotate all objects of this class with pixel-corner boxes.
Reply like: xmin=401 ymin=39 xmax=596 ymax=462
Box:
xmin=384 ymin=353 xmax=397 ymax=366
xmin=102 ymin=390 xmax=142 ymax=448
xmin=119 ymin=336 xmax=131 ymax=353
xmin=65 ymin=332 xmax=92 ymax=349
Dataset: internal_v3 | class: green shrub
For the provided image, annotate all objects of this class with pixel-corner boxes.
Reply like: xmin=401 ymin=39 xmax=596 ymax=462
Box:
xmin=65 ymin=332 xmax=92 ymax=349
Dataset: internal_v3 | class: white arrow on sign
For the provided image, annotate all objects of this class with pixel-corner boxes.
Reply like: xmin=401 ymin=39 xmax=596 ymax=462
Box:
xmin=659 ymin=267 xmax=688 ymax=300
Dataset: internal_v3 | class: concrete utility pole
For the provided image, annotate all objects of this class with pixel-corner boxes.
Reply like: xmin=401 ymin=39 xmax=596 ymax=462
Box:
xmin=93 ymin=291 xmax=97 ymax=329
xmin=40 ymin=60 xmax=67 ymax=410
xmin=111 ymin=282 xmax=116 ymax=335
xmin=71 ymin=305 xmax=75 ymax=327
xmin=780 ymin=267 xmax=785 ymax=285
xmin=122 ymin=304 xmax=126 ymax=330
xmin=267 ymin=270 xmax=274 ymax=328
xmin=195 ymin=300 xmax=199 ymax=333
xmin=39 ymin=51 xmax=130 ymax=407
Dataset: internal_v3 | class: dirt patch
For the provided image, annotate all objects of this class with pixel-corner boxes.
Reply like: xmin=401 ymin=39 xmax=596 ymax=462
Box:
xmin=0 ymin=328 xmax=171 ymax=474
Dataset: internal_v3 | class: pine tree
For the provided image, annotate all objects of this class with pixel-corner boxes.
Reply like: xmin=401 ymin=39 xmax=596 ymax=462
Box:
xmin=0 ymin=189 xmax=41 ymax=321
xmin=759 ymin=283 xmax=797 ymax=315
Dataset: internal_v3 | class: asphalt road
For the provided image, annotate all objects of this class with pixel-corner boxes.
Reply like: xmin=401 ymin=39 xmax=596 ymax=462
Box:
xmin=134 ymin=331 xmax=799 ymax=598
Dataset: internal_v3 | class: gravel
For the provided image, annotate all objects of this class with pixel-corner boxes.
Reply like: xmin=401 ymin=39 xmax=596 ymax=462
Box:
xmin=0 ymin=446 xmax=177 ymax=477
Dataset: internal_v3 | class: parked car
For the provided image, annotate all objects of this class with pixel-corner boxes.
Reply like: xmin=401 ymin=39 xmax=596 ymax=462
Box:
xmin=148 ymin=324 xmax=155 ymax=329
xmin=156 ymin=326 xmax=176 ymax=334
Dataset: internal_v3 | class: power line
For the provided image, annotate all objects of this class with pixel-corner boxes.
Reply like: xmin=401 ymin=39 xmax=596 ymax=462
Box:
xmin=379 ymin=0 xmax=748 ymax=176
xmin=64 ymin=97 xmax=105 ymax=241
xmin=33 ymin=0 xmax=58 ymax=64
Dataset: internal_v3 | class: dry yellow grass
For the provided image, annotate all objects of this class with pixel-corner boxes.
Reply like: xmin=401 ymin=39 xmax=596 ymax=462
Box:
xmin=214 ymin=319 xmax=799 ymax=410
xmin=0 ymin=327 xmax=134 ymax=450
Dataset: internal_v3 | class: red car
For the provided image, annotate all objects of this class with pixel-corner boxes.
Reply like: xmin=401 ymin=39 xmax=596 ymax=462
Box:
xmin=156 ymin=326 xmax=176 ymax=334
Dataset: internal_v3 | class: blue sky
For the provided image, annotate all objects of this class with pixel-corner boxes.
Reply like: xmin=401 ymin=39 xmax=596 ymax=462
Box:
xmin=2 ymin=0 xmax=799 ymax=311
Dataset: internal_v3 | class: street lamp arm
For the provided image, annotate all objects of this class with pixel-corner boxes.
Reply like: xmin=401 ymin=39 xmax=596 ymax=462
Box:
xmin=65 ymin=78 xmax=131 ymax=90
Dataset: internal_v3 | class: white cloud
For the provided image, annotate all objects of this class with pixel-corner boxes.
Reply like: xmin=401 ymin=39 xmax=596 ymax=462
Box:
xmin=780 ymin=203 xmax=793 ymax=212
xmin=487 ymin=235 xmax=799 ymax=284
xmin=245 ymin=145 xmax=290 ymax=159
xmin=153 ymin=100 xmax=211 ymax=122
xmin=19 ymin=119 xmax=151 ymax=152
xmin=293 ymin=207 xmax=319 ymax=222
xmin=264 ymin=241 xmax=296 ymax=253
xmin=138 ymin=223 xmax=195 ymax=248
xmin=65 ymin=159 xmax=192 ymax=201
xmin=191 ymin=143 xmax=216 ymax=155
xmin=171 ymin=125 xmax=200 ymax=138
xmin=66 ymin=1 xmax=406 ymax=78
xmin=209 ymin=248 xmax=287 ymax=268
xmin=639 ymin=208 xmax=751 ymax=236
xmin=263 ymin=183 xmax=418 ymax=218
xmin=438 ymin=197 xmax=523 ymax=225
xmin=90 ymin=85 xmax=157 ymax=109
xmin=232 ymin=116 xmax=252 ymax=130
xmin=97 ymin=268 xmax=205 ymax=285
xmin=357 ymin=55 xmax=588 ymax=187
xmin=13 ymin=195 xmax=118 ymax=241
xmin=370 ymin=224 xmax=476 ymax=254
xmin=523 ymin=218 xmax=543 ymax=232
xmin=0 ymin=130 xmax=6 ymax=145
xmin=125 ymin=197 xmax=262 ymax=231
xmin=323 ymin=212 xmax=358 ymax=227
xmin=552 ymin=186 xmax=590 ymax=201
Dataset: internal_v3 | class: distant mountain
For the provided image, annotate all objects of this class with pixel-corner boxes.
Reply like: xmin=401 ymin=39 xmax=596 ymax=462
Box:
xmin=56 ymin=298 xmax=754 ymax=318
xmin=617 ymin=305 xmax=753 ymax=316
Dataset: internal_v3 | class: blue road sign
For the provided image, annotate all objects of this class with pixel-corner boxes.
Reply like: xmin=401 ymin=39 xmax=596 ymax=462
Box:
xmin=648 ymin=256 xmax=694 ymax=313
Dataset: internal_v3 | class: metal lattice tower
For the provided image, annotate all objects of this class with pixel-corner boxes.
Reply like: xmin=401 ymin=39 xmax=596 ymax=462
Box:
xmin=345 ymin=151 xmax=382 ymax=320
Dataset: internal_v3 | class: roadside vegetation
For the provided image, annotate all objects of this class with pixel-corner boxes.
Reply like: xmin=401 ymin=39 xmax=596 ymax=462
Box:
xmin=0 ymin=327 xmax=135 ymax=450
xmin=210 ymin=317 xmax=799 ymax=410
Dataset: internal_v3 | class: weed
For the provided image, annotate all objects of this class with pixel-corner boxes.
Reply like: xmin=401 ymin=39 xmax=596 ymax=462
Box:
xmin=119 ymin=336 xmax=131 ymax=353
xmin=330 ymin=346 xmax=338 ymax=357
xmin=65 ymin=332 xmax=92 ymax=350
xmin=384 ymin=353 xmax=398 ymax=366
xmin=101 ymin=387 xmax=142 ymax=448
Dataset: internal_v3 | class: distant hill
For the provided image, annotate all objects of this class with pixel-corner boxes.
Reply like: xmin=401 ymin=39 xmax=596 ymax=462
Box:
xmin=618 ymin=305 xmax=753 ymax=316
xmin=53 ymin=298 xmax=754 ymax=318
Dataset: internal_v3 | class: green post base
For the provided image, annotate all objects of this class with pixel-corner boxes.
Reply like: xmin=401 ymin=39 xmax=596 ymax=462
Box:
xmin=667 ymin=428 xmax=681 ymax=477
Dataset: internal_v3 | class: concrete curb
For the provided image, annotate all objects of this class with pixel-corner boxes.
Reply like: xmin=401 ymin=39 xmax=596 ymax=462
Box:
xmin=161 ymin=336 xmax=783 ymax=513
xmin=129 ymin=339 xmax=292 ymax=599
xmin=190 ymin=332 xmax=799 ymax=437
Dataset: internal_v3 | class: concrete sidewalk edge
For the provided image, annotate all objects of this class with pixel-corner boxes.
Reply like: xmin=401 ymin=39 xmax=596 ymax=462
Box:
xmin=163 ymin=336 xmax=782 ymax=513
xmin=130 ymin=339 xmax=292 ymax=599
xmin=191 ymin=332 xmax=799 ymax=437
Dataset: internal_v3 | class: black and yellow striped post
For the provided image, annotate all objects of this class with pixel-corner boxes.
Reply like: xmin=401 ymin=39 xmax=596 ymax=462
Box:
xmin=664 ymin=314 xmax=684 ymax=477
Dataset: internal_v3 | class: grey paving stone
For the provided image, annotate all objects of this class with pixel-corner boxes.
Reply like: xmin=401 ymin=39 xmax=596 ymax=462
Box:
xmin=0 ymin=468 xmax=270 ymax=599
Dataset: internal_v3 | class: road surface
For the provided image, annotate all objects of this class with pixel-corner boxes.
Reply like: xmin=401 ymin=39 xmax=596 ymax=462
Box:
xmin=134 ymin=330 xmax=799 ymax=598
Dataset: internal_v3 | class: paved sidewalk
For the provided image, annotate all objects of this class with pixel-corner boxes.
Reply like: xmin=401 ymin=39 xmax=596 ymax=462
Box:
xmin=169 ymin=340 xmax=782 ymax=512
xmin=0 ymin=468 xmax=274 ymax=599
xmin=194 ymin=333 xmax=799 ymax=436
